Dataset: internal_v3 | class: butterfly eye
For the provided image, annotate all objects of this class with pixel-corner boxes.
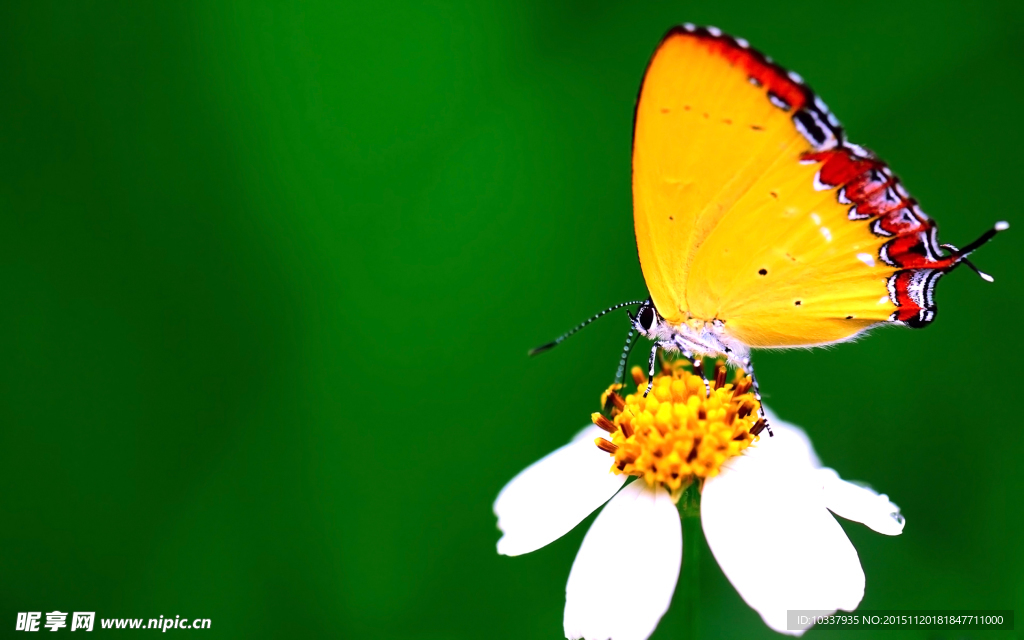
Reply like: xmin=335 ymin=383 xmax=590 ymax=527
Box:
xmin=638 ymin=305 xmax=656 ymax=331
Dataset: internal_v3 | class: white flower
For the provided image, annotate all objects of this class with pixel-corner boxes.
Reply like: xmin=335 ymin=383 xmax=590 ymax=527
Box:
xmin=494 ymin=406 xmax=904 ymax=638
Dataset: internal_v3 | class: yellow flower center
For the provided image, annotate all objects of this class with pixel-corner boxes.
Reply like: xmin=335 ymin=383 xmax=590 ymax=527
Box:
xmin=592 ymin=361 xmax=765 ymax=499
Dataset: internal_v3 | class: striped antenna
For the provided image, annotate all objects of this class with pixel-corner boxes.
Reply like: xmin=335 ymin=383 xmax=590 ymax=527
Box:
xmin=958 ymin=220 xmax=1009 ymax=256
xmin=940 ymin=220 xmax=1008 ymax=282
xmin=529 ymin=300 xmax=646 ymax=356
xmin=614 ymin=327 xmax=637 ymax=384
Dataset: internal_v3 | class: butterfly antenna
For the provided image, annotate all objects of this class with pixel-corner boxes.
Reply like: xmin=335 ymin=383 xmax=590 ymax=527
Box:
xmin=529 ymin=300 xmax=647 ymax=356
xmin=614 ymin=327 xmax=637 ymax=384
xmin=960 ymin=257 xmax=994 ymax=283
xmin=954 ymin=221 xmax=1009 ymax=258
xmin=940 ymin=221 xmax=1007 ymax=283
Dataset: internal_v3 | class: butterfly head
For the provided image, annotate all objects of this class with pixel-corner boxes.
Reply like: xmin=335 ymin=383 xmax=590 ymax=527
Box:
xmin=628 ymin=299 xmax=665 ymax=340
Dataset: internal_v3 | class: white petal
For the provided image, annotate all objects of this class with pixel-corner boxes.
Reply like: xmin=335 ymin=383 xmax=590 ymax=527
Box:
xmin=564 ymin=479 xmax=681 ymax=640
xmin=494 ymin=425 xmax=627 ymax=556
xmin=702 ymin=445 xmax=864 ymax=636
xmin=759 ymin=407 xmax=821 ymax=470
xmin=816 ymin=468 xmax=905 ymax=536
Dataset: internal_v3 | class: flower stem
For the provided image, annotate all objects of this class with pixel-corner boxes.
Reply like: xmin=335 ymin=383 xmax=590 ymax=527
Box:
xmin=680 ymin=484 xmax=702 ymax=640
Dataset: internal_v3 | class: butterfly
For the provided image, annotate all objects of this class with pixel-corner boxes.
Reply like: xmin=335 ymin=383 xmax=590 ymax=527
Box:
xmin=533 ymin=25 xmax=1006 ymax=429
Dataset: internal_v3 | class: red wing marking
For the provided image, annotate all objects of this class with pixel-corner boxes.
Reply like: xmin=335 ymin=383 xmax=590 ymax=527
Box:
xmin=807 ymin=144 xmax=974 ymax=327
xmin=691 ymin=34 xmax=809 ymax=112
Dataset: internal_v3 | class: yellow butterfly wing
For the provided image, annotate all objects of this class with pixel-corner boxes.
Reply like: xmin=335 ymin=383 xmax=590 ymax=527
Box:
xmin=633 ymin=26 xmax=978 ymax=348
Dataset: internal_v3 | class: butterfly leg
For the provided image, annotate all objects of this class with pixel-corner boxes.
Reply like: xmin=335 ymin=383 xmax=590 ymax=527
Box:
xmin=643 ymin=343 xmax=659 ymax=397
xmin=718 ymin=342 xmax=772 ymax=437
xmin=737 ymin=354 xmax=773 ymax=437
xmin=668 ymin=335 xmax=711 ymax=397
xmin=687 ymin=354 xmax=711 ymax=398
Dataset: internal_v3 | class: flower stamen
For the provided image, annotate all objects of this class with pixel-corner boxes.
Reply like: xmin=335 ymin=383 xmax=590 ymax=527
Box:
xmin=631 ymin=368 xmax=647 ymax=387
xmin=593 ymin=414 xmax=617 ymax=433
xmin=592 ymin=362 xmax=763 ymax=499
xmin=714 ymin=362 xmax=727 ymax=390
xmin=605 ymin=391 xmax=625 ymax=412
xmin=734 ymin=376 xmax=752 ymax=395
xmin=595 ymin=439 xmax=618 ymax=455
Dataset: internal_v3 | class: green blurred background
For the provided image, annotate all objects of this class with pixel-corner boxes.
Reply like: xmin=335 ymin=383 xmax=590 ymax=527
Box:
xmin=1 ymin=1 xmax=1021 ymax=638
